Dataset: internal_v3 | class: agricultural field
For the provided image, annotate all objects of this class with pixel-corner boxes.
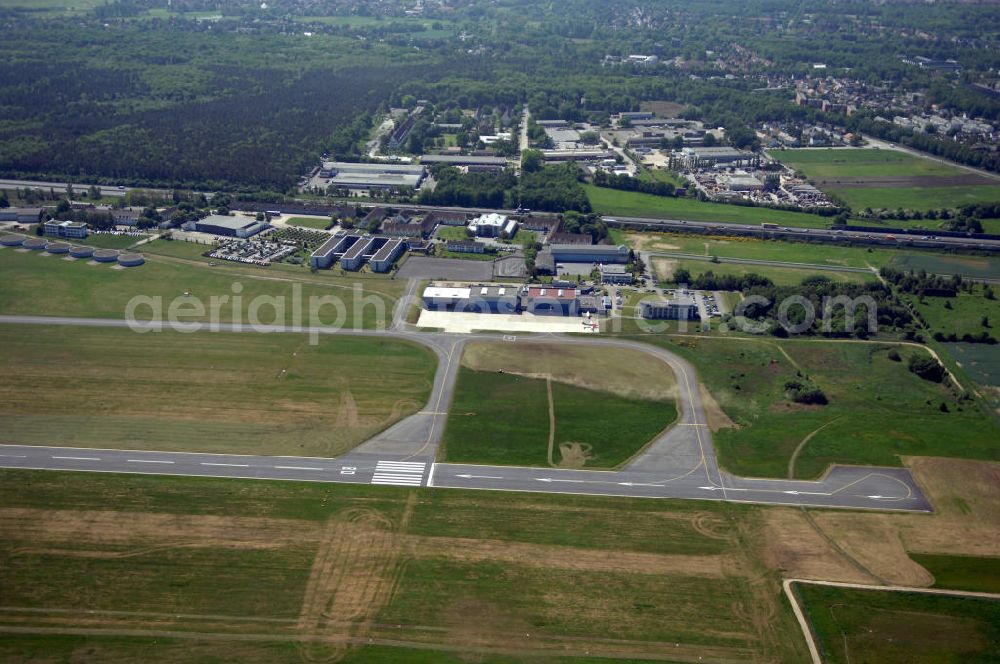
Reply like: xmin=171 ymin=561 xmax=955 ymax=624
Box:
xmin=584 ymin=185 xmax=833 ymax=228
xmin=0 ymin=324 xmax=437 ymax=457
xmin=644 ymin=336 xmax=999 ymax=479
xmin=795 ymin=583 xmax=1000 ymax=664
xmin=0 ymin=468 xmax=815 ymax=663
xmin=441 ymin=342 xmax=679 ymax=468
xmin=771 ymin=148 xmax=1000 ymax=212
xmin=0 ymin=246 xmax=404 ymax=328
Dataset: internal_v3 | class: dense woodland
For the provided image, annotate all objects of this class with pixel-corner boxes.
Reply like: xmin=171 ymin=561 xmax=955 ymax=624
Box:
xmin=0 ymin=0 xmax=997 ymax=190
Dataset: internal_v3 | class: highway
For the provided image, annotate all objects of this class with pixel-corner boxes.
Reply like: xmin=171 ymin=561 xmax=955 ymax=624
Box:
xmin=0 ymin=314 xmax=932 ymax=513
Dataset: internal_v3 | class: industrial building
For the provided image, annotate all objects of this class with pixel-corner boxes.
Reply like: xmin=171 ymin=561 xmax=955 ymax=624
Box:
xmin=679 ymin=147 xmax=751 ymax=168
xmin=43 ymin=220 xmax=89 ymax=239
xmin=191 ymin=215 xmax=267 ymax=238
xmin=421 ymin=285 xmax=519 ymax=314
xmin=550 ymin=243 xmax=630 ymax=264
xmin=541 ymin=149 xmax=616 ymax=162
xmin=468 ymin=213 xmax=518 ymax=239
xmin=640 ymin=298 xmax=700 ymax=320
xmin=600 ymin=264 xmax=633 ymax=284
xmin=318 ymin=161 xmax=426 ymax=190
xmin=369 ymin=238 xmax=405 ymax=273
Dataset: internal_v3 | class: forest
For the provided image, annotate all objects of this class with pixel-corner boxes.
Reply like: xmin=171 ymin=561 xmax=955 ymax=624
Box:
xmin=0 ymin=0 xmax=997 ymax=190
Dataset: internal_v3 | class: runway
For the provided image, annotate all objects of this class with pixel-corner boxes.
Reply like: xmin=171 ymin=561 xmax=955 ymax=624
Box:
xmin=0 ymin=314 xmax=933 ymax=512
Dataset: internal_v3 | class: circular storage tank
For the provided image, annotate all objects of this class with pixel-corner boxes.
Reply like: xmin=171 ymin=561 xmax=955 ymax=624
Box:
xmin=70 ymin=245 xmax=95 ymax=259
xmin=46 ymin=241 xmax=71 ymax=255
xmin=22 ymin=237 xmax=47 ymax=250
xmin=93 ymin=248 xmax=120 ymax=263
xmin=1 ymin=234 xmax=24 ymax=247
xmin=117 ymin=253 xmax=145 ymax=267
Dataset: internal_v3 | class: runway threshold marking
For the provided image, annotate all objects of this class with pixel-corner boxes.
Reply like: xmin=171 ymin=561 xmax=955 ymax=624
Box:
xmin=372 ymin=460 xmax=425 ymax=487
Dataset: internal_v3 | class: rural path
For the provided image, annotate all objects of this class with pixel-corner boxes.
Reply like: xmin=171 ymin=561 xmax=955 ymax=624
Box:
xmin=0 ymin=314 xmax=932 ymax=513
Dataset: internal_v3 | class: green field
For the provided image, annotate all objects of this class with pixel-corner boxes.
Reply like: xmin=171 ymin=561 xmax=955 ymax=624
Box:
xmin=0 ymin=324 xmax=437 ymax=457
xmin=832 ymin=185 xmax=1000 ymax=211
xmin=796 ymin=583 xmax=1000 ymax=664
xmin=584 ymin=185 xmax=832 ymax=228
xmin=435 ymin=225 xmax=472 ymax=241
xmin=441 ymin=369 xmax=676 ymax=468
xmin=0 ymin=468 xmax=811 ymax=663
xmin=0 ymin=247 xmax=403 ymax=328
xmin=646 ymin=337 xmax=999 ymax=478
xmin=285 ymin=216 xmax=331 ymax=230
xmin=943 ymin=343 xmax=1000 ymax=388
xmin=908 ymin=287 xmax=1000 ymax=340
xmin=661 ymin=258 xmax=874 ymax=286
xmin=772 ymin=148 xmax=1000 ymax=211
xmin=771 ymin=148 xmax=960 ymax=179
xmin=888 ymin=252 xmax=1000 ymax=281
xmin=911 ymin=554 xmax=1000 ymax=593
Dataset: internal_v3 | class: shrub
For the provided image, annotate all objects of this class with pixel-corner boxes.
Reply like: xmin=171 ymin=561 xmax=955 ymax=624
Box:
xmin=908 ymin=354 xmax=946 ymax=383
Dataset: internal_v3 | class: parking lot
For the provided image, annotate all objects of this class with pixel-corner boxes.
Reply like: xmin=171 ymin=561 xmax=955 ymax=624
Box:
xmin=397 ymin=256 xmax=494 ymax=281
xmin=207 ymin=237 xmax=297 ymax=266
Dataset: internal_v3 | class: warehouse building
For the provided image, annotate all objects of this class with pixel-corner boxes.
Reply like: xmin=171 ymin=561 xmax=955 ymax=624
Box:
xmin=550 ymin=243 xmax=630 ymax=264
xmin=318 ymin=161 xmax=426 ymax=190
xmin=369 ymin=238 xmax=405 ymax=273
xmin=43 ymin=220 xmax=89 ymax=239
xmin=679 ymin=146 xmax=750 ymax=168
xmin=0 ymin=207 xmax=43 ymax=223
xmin=192 ymin=215 xmax=267 ymax=238
xmin=640 ymin=298 xmax=700 ymax=320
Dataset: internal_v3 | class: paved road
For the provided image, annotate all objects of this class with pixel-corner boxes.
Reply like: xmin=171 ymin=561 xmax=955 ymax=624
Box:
xmin=0 ymin=314 xmax=932 ymax=512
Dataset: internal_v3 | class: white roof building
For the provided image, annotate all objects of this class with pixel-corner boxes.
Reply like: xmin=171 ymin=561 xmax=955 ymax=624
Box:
xmin=468 ymin=213 xmax=518 ymax=238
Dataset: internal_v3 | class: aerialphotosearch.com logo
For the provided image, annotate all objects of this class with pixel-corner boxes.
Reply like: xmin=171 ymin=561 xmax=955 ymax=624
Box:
xmin=627 ymin=289 xmax=880 ymax=336
xmin=124 ymin=281 xmax=391 ymax=344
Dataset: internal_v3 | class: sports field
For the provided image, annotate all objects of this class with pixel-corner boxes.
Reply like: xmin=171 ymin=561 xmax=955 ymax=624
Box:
xmin=0 ymin=324 xmax=437 ymax=457
xmin=0 ymin=246 xmax=403 ymax=329
xmin=647 ymin=336 xmax=999 ymax=478
xmin=441 ymin=342 xmax=679 ymax=468
xmin=584 ymin=185 xmax=832 ymax=228
xmin=795 ymin=583 xmax=1000 ymax=664
xmin=772 ymin=148 xmax=1000 ymax=211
